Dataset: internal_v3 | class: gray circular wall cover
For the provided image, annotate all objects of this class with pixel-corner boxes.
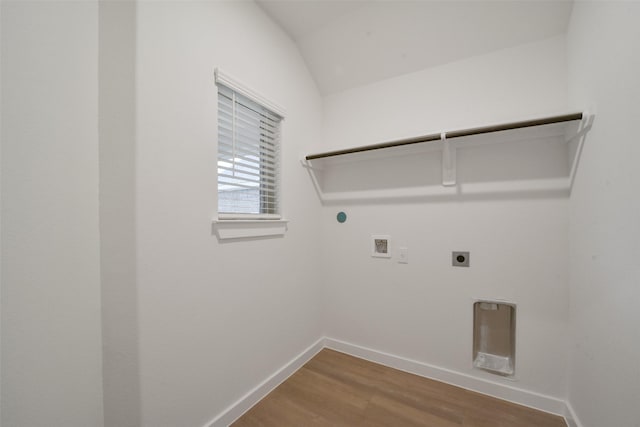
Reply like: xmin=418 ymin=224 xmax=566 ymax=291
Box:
xmin=337 ymin=211 xmax=347 ymax=223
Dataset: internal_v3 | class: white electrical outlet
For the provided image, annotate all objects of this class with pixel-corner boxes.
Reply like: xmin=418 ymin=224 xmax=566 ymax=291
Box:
xmin=398 ymin=247 xmax=408 ymax=264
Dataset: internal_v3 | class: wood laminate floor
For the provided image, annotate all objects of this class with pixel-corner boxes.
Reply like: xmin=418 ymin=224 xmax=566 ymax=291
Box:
xmin=232 ymin=349 xmax=567 ymax=427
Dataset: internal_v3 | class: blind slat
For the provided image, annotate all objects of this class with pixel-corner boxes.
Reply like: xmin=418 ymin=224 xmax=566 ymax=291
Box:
xmin=218 ymin=167 xmax=278 ymax=182
xmin=217 ymin=83 xmax=281 ymax=216
xmin=217 ymin=158 xmax=277 ymax=171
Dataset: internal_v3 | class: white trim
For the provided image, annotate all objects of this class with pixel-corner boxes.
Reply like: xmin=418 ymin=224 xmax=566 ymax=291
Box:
xmin=324 ymin=338 xmax=567 ymax=417
xmin=563 ymin=400 xmax=584 ymax=427
xmin=212 ymin=219 xmax=288 ymax=240
xmin=205 ymin=338 xmax=324 ymax=427
xmin=204 ymin=336 xmax=575 ymax=426
xmin=214 ymin=68 xmax=286 ymax=118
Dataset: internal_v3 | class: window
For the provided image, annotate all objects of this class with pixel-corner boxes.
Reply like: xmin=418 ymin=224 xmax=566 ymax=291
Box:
xmin=216 ymin=71 xmax=283 ymax=220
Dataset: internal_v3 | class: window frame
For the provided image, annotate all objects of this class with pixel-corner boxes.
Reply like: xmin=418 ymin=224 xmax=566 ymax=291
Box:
xmin=213 ymin=69 xmax=288 ymax=240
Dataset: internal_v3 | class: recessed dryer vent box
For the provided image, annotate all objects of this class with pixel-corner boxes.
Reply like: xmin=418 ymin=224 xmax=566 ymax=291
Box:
xmin=473 ymin=301 xmax=516 ymax=377
xmin=371 ymin=235 xmax=391 ymax=258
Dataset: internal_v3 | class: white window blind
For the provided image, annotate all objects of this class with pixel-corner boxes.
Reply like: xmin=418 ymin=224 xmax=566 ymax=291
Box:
xmin=217 ymin=83 xmax=282 ymax=219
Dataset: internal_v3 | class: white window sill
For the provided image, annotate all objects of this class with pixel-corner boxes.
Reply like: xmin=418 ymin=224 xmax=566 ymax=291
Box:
xmin=212 ymin=219 xmax=289 ymax=240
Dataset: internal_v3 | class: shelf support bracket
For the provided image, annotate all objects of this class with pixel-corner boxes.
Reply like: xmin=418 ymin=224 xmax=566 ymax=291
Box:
xmin=442 ymin=133 xmax=456 ymax=186
xmin=300 ymin=159 xmax=326 ymax=202
xmin=566 ymin=112 xmax=595 ymax=192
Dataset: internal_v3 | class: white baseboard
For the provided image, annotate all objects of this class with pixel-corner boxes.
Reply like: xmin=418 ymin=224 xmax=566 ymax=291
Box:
xmin=206 ymin=336 xmax=579 ymax=426
xmin=205 ymin=337 xmax=325 ymax=427
xmin=563 ymin=400 xmax=584 ymax=427
xmin=324 ymin=337 xmax=567 ymax=418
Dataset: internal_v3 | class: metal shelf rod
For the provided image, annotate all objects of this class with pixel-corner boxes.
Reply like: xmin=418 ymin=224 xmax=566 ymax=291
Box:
xmin=305 ymin=112 xmax=583 ymax=161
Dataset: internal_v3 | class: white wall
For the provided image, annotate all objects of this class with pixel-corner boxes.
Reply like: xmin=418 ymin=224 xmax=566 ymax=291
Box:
xmin=566 ymin=2 xmax=640 ymax=426
xmin=4 ymin=3 xmax=638 ymax=425
xmin=320 ymin=36 xmax=571 ymax=400
xmin=134 ymin=2 xmax=324 ymax=425
xmin=0 ymin=2 xmax=3 ymax=422
xmin=0 ymin=2 xmax=104 ymax=426
xmin=98 ymin=1 xmax=139 ymax=426
xmin=322 ymin=36 xmax=568 ymax=153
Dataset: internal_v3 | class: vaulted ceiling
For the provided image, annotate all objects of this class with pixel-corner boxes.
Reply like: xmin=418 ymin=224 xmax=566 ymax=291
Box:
xmin=257 ymin=0 xmax=574 ymax=95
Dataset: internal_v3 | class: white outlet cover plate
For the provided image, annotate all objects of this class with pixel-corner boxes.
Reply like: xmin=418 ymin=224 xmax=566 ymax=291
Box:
xmin=399 ymin=247 xmax=408 ymax=263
